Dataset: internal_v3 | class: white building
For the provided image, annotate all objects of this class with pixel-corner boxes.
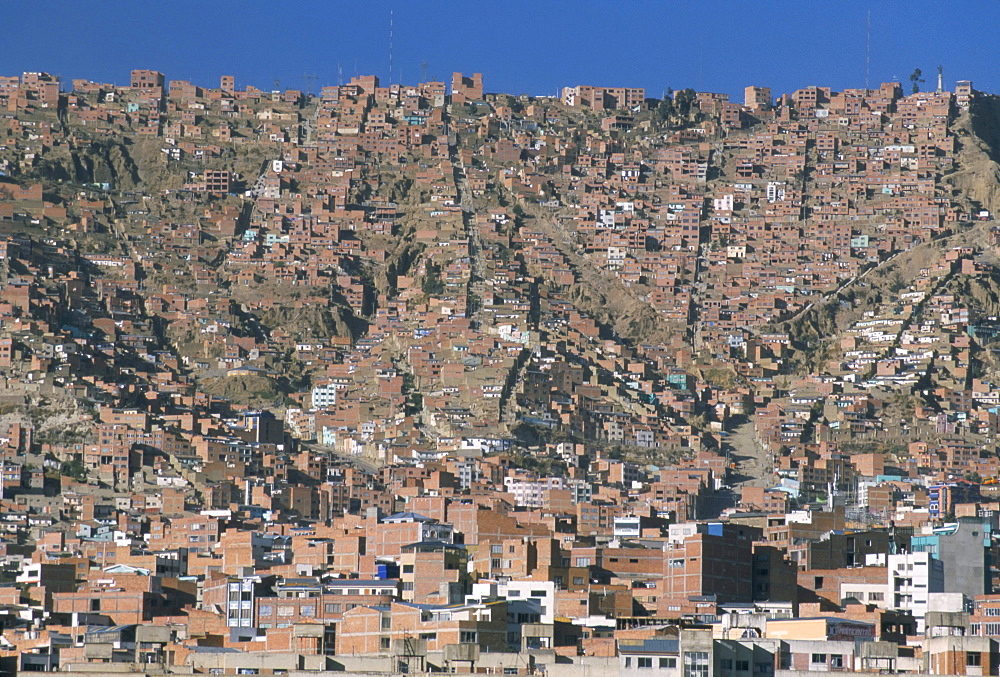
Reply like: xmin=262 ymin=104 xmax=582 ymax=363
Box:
xmin=614 ymin=516 xmax=642 ymax=539
xmin=888 ymin=551 xmax=944 ymax=632
xmin=503 ymin=477 xmax=565 ymax=508
xmin=311 ymin=382 xmax=339 ymax=409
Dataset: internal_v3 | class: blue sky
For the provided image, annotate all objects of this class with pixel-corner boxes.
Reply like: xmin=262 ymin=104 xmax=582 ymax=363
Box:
xmin=3 ymin=1 xmax=996 ymax=100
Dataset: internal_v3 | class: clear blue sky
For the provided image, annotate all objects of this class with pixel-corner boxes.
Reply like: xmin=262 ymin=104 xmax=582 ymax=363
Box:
xmin=3 ymin=0 xmax=996 ymax=100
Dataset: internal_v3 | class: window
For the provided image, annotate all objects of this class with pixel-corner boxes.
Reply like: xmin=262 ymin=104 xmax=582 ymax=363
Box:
xmin=736 ymin=661 xmax=749 ymax=671
xmin=810 ymin=655 xmax=826 ymax=665
xmin=684 ymin=652 xmax=709 ymax=677
xmin=830 ymin=655 xmax=843 ymax=669
xmin=625 ymin=658 xmax=632 ymax=668
xmin=402 ymin=565 xmax=414 ymax=573
xmin=277 ymin=606 xmax=294 ymax=617
xmin=91 ymin=599 xmax=100 ymax=611
xmin=813 ymin=576 xmax=824 ymax=589
xmin=259 ymin=605 xmax=273 ymax=616
xmin=575 ymin=557 xmax=591 ymax=567
xmin=301 ymin=605 xmax=315 ymax=618
xmin=986 ymin=607 xmax=1000 ymax=617
xmin=869 ymin=592 xmax=884 ymax=602
xmin=638 ymin=657 xmax=653 ymax=669
xmin=491 ymin=545 xmax=502 ymax=554
xmin=381 ymin=615 xmax=392 ymax=630
xmin=754 ymin=663 xmax=771 ymax=674
xmin=721 ymin=659 xmax=733 ymax=670
xmin=967 ymin=652 xmax=982 ymax=667
xmin=380 ymin=638 xmax=391 ymax=650
xmin=573 ymin=577 xmax=585 ymax=585
xmin=402 ymin=582 xmax=414 ymax=591
xmin=530 ymin=590 xmax=546 ymax=598
xmin=325 ymin=603 xmax=341 ymax=614
xmin=460 ymin=631 xmax=478 ymax=644
xmin=660 ymin=658 xmax=677 ymax=669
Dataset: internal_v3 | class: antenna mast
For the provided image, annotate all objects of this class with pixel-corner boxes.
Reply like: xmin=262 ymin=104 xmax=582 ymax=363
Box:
xmin=865 ymin=10 xmax=871 ymax=90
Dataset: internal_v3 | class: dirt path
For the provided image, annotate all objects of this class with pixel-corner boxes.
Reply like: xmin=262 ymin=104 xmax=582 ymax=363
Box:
xmin=726 ymin=419 xmax=778 ymax=489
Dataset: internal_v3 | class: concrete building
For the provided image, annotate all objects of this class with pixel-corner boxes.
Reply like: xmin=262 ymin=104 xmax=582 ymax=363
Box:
xmin=911 ymin=518 xmax=993 ymax=601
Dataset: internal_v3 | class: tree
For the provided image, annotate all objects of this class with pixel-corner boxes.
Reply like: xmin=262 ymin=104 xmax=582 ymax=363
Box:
xmin=889 ymin=272 xmax=907 ymax=293
xmin=655 ymin=89 xmax=676 ymax=124
xmin=61 ymin=455 xmax=87 ymax=482
xmin=910 ymin=68 xmax=924 ymax=94
xmin=674 ymin=88 xmax=697 ymax=120
xmin=421 ymin=260 xmax=444 ymax=296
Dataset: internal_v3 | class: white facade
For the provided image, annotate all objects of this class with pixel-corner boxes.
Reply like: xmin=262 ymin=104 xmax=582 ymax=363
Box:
xmin=503 ymin=580 xmax=555 ymax=624
xmin=888 ymin=551 xmax=944 ymax=632
xmin=503 ymin=477 xmax=565 ymax=508
xmin=311 ymin=382 xmax=339 ymax=409
xmin=614 ymin=516 xmax=642 ymax=539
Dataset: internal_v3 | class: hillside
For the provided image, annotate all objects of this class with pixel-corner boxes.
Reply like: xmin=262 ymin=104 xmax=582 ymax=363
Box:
xmin=2 ymin=73 xmax=1000 ymax=503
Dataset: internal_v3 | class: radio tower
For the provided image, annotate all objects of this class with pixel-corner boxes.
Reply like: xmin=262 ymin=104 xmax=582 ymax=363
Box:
xmin=865 ymin=10 xmax=871 ymax=90
xmin=388 ymin=10 xmax=394 ymax=86
xmin=937 ymin=66 xmax=944 ymax=93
